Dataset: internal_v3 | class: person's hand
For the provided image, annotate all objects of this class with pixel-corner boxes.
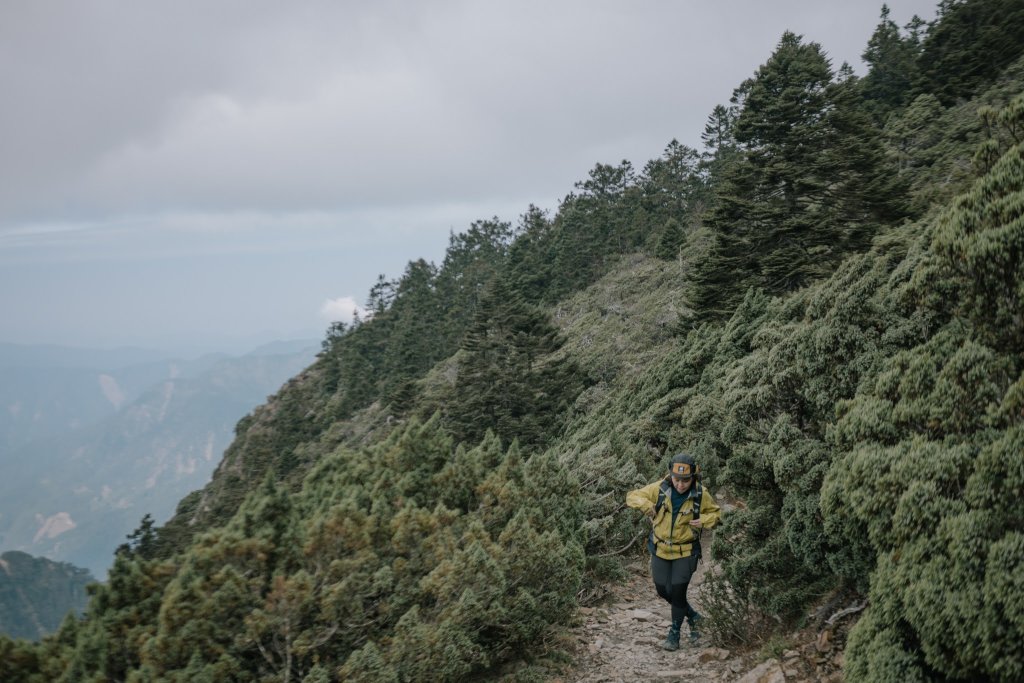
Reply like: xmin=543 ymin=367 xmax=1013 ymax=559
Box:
xmin=646 ymin=507 xmax=657 ymax=520
xmin=689 ymin=519 xmax=703 ymax=528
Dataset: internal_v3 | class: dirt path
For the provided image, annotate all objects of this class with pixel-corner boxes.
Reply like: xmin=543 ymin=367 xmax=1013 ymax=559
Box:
xmin=562 ymin=552 xmax=744 ymax=682
xmin=558 ymin=546 xmax=843 ymax=683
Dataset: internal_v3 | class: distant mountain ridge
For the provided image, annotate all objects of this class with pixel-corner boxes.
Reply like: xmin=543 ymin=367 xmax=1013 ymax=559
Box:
xmin=0 ymin=342 xmax=229 ymax=451
xmin=0 ymin=341 xmax=318 ymax=577
xmin=0 ymin=342 xmax=177 ymax=370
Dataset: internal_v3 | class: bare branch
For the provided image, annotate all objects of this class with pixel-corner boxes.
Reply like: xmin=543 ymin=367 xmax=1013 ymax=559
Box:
xmin=825 ymin=602 xmax=867 ymax=626
xmin=594 ymin=530 xmax=646 ymax=558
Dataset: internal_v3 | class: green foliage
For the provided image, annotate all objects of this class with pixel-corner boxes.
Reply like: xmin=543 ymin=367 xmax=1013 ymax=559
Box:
xmin=695 ymin=569 xmax=773 ymax=648
xmin=931 ymin=117 xmax=1024 ymax=352
xmin=641 ymin=140 xmax=711 ymax=230
xmin=818 ymin=126 xmax=1024 ymax=679
xmin=914 ymin=0 xmax=1024 ymax=106
xmin=0 ymin=634 xmax=46 ymax=683
xmin=571 ymin=89 xmax=1020 ymax=677
xmin=139 ymin=418 xmax=582 ymax=680
xmin=699 ymin=103 xmax=741 ymax=187
xmin=654 ymin=218 xmax=685 ymax=261
xmin=434 ymin=218 xmax=514 ymax=356
xmin=445 ymin=274 xmax=585 ymax=450
xmin=56 ymin=552 xmax=175 ymax=682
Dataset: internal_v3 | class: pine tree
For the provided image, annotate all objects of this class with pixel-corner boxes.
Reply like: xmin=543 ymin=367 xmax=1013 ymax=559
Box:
xmin=691 ymin=32 xmax=905 ymax=319
xmin=447 ymin=275 xmax=582 ymax=449
xmin=860 ymin=4 xmax=922 ymax=120
xmin=507 ymin=204 xmax=557 ymax=303
xmin=655 ymin=217 xmax=686 ymax=262
xmin=380 ymin=259 xmax=442 ymax=399
xmin=914 ymin=0 xmax=1024 ymax=105
xmin=549 ymin=160 xmax=641 ymax=294
xmin=701 ymin=104 xmax=737 ymax=155
xmin=433 ymin=218 xmax=513 ymax=355
xmin=699 ymin=103 xmax=742 ymax=189
xmin=365 ymin=273 xmax=397 ymax=315
xmin=640 ymin=140 xmax=707 ymax=225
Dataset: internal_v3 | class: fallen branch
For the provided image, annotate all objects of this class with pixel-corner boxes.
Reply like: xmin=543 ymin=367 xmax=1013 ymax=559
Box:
xmin=825 ymin=602 xmax=867 ymax=626
xmin=594 ymin=530 xmax=646 ymax=558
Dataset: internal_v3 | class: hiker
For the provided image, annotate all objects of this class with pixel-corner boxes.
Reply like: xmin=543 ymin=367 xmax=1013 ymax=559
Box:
xmin=626 ymin=453 xmax=722 ymax=651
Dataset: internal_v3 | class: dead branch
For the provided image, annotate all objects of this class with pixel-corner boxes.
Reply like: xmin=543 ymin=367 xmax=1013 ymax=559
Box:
xmin=825 ymin=602 xmax=867 ymax=627
xmin=594 ymin=530 xmax=646 ymax=558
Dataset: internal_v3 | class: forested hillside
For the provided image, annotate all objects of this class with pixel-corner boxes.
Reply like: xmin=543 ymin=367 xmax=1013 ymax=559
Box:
xmin=3 ymin=1 xmax=1022 ymax=680
xmin=0 ymin=552 xmax=93 ymax=642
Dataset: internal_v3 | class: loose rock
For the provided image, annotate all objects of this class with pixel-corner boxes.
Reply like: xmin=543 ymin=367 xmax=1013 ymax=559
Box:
xmin=625 ymin=609 xmax=655 ymax=622
xmin=699 ymin=648 xmax=731 ymax=663
xmin=736 ymin=658 xmax=785 ymax=683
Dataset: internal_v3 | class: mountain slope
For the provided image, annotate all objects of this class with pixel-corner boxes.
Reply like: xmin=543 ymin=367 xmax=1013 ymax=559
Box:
xmin=0 ymin=347 xmax=317 ymax=577
xmin=0 ymin=551 xmax=93 ymax=641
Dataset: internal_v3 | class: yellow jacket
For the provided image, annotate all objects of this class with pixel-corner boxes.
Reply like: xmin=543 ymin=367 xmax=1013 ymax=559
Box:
xmin=626 ymin=478 xmax=722 ymax=560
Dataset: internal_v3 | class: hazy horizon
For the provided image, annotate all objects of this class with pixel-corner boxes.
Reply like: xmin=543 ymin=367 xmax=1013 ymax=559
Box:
xmin=0 ymin=337 xmax=323 ymax=365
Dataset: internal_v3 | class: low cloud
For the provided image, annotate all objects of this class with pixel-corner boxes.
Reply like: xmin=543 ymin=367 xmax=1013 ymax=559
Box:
xmin=320 ymin=296 xmax=368 ymax=324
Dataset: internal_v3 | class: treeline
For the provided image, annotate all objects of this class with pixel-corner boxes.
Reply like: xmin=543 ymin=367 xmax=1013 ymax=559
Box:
xmin=3 ymin=1 xmax=1023 ymax=681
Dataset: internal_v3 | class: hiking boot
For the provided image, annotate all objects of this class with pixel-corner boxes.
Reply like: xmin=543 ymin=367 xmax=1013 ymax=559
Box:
xmin=662 ymin=624 xmax=681 ymax=651
xmin=688 ymin=610 xmax=703 ymax=643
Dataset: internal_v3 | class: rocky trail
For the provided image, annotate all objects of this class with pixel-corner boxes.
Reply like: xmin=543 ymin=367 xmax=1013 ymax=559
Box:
xmin=559 ymin=544 xmax=844 ymax=683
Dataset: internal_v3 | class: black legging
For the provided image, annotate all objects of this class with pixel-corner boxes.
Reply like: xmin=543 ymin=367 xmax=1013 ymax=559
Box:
xmin=651 ymin=553 xmax=698 ymax=626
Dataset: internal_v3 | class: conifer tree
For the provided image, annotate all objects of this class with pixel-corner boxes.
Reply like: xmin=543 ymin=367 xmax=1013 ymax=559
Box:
xmin=507 ymin=205 xmax=557 ymax=303
xmin=655 ymin=218 xmax=685 ymax=261
xmin=434 ymin=218 xmax=513 ymax=354
xmin=699 ymin=103 xmax=741 ymax=189
xmin=365 ymin=273 xmax=397 ymax=315
xmin=380 ymin=259 xmax=442 ymax=398
xmin=860 ymin=5 xmax=922 ymax=120
xmin=884 ymin=93 xmax=946 ymax=176
xmin=914 ymin=0 xmax=1024 ymax=105
xmin=447 ymin=275 xmax=582 ymax=449
xmin=701 ymin=104 xmax=738 ymax=157
xmin=546 ymin=160 xmax=642 ymax=296
xmin=691 ymin=32 xmax=905 ymax=319
xmin=640 ymin=140 xmax=707 ymax=226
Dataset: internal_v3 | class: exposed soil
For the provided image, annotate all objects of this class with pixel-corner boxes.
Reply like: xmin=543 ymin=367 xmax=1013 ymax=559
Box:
xmin=560 ymin=554 xmax=743 ymax=682
xmin=556 ymin=551 xmax=847 ymax=683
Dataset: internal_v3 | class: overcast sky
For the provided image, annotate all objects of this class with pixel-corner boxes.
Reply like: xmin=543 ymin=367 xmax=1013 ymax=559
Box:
xmin=0 ymin=0 xmax=939 ymax=354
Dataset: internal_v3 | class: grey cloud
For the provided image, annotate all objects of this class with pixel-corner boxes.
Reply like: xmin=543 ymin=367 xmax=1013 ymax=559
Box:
xmin=2 ymin=0 xmax=939 ymax=227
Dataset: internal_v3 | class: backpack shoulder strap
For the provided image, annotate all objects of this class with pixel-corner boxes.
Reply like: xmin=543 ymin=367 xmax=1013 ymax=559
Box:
xmin=654 ymin=477 xmax=672 ymax=517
